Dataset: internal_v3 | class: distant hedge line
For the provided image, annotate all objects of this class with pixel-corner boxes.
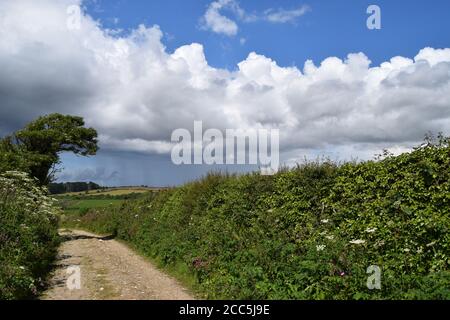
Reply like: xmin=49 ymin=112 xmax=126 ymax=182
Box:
xmin=0 ymin=172 xmax=59 ymax=300
xmin=64 ymin=137 xmax=450 ymax=299
xmin=49 ymin=181 xmax=102 ymax=195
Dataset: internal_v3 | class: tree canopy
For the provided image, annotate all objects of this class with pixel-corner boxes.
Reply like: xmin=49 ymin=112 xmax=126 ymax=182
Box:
xmin=0 ymin=114 xmax=98 ymax=185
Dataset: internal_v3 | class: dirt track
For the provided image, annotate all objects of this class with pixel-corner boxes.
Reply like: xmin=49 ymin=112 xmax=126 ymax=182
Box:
xmin=41 ymin=229 xmax=194 ymax=300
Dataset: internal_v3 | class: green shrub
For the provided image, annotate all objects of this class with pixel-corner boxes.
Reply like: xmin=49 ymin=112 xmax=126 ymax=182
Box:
xmin=64 ymin=139 xmax=450 ymax=300
xmin=0 ymin=171 xmax=59 ymax=300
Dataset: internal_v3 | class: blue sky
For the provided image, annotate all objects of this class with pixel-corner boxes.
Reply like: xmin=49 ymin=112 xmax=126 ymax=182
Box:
xmin=84 ymin=0 xmax=450 ymax=69
xmin=1 ymin=0 xmax=450 ymax=186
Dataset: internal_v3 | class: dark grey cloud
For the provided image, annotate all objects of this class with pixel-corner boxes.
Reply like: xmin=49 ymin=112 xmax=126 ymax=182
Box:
xmin=58 ymin=167 xmax=119 ymax=183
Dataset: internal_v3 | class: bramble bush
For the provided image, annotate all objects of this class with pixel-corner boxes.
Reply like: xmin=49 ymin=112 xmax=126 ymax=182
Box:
xmin=0 ymin=172 xmax=59 ymax=300
xmin=64 ymin=137 xmax=450 ymax=299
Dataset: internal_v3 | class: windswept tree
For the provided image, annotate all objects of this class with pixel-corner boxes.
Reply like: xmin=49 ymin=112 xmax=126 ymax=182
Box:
xmin=1 ymin=114 xmax=98 ymax=185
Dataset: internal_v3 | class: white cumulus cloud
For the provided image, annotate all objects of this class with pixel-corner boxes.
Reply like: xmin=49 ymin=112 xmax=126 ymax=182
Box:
xmin=1 ymin=0 xmax=450 ymax=166
xmin=200 ymin=0 xmax=240 ymax=36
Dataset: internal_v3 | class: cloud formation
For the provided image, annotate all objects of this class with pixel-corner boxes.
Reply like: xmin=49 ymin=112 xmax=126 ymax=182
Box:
xmin=1 ymin=0 xmax=450 ymax=169
xmin=200 ymin=0 xmax=311 ymax=36
xmin=201 ymin=0 xmax=241 ymax=36
xmin=58 ymin=167 xmax=119 ymax=184
xmin=264 ymin=5 xmax=310 ymax=24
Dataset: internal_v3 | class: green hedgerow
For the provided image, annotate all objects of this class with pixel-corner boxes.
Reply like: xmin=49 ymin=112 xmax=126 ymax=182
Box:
xmin=0 ymin=171 xmax=59 ymax=300
xmin=63 ymin=138 xmax=450 ymax=300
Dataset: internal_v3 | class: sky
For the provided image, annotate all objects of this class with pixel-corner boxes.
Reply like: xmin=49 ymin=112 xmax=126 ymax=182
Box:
xmin=83 ymin=0 xmax=450 ymax=69
xmin=1 ymin=0 xmax=450 ymax=186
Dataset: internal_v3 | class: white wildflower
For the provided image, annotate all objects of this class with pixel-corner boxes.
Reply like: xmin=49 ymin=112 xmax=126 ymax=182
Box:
xmin=349 ymin=239 xmax=366 ymax=245
xmin=326 ymin=235 xmax=334 ymax=240
xmin=316 ymin=244 xmax=326 ymax=252
xmin=365 ymin=227 xmax=377 ymax=233
xmin=321 ymin=219 xmax=329 ymax=224
xmin=375 ymin=240 xmax=385 ymax=247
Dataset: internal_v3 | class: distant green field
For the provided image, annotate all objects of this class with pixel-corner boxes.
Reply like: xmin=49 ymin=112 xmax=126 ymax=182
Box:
xmin=57 ymin=187 xmax=157 ymax=215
